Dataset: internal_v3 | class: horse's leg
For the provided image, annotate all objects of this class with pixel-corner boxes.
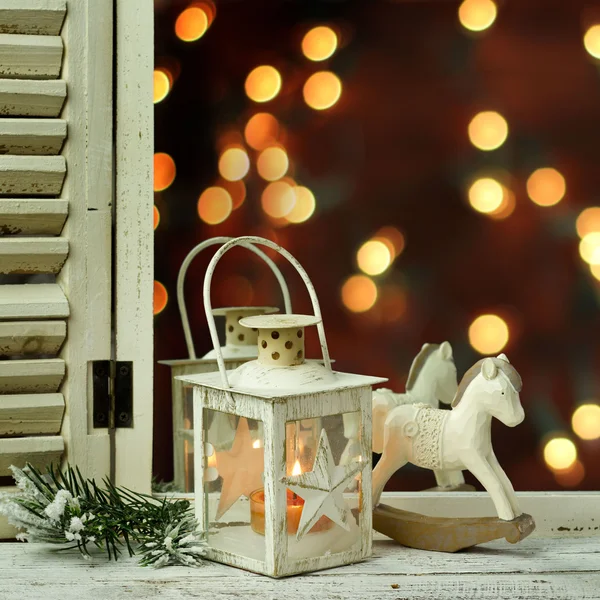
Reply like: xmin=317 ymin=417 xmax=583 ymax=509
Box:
xmin=433 ymin=468 xmax=465 ymax=489
xmin=487 ymin=452 xmax=521 ymax=516
xmin=463 ymin=454 xmax=516 ymax=521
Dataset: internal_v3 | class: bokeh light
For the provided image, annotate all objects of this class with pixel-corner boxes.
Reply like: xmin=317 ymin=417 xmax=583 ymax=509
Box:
xmin=303 ymin=71 xmax=342 ymax=110
xmin=153 ymin=69 xmax=171 ymax=103
xmin=153 ymin=281 xmax=168 ymax=315
xmin=341 ymin=275 xmax=378 ymax=313
xmin=220 ymin=179 xmax=246 ymax=210
xmin=590 ymin=264 xmax=600 ymax=281
xmin=301 ymin=26 xmax=338 ymax=61
xmin=572 ymin=403 xmax=600 ymax=440
xmin=357 ymin=240 xmax=392 ymax=276
xmin=526 ymin=168 xmax=566 ymax=207
xmin=154 ymin=153 xmax=176 ymax=192
xmin=244 ymin=113 xmax=280 ymax=151
xmin=458 ymin=0 xmax=497 ymax=32
xmin=468 ymin=177 xmax=504 ymax=214
xmin=197 ymin=187 xmax=233 ymax=224
xmin=218 ymin=147 xmax=250 ymax=181
xmin=579 ymin=232 xmax=600 ymax=265
xmin=576 ymin=207 xmax=600 ymax=239
xmin=543 ymin=437 xmax=577 ymax=471
xmin=554 ymin=460 xmax=585 ymax=488
xmin=245 ymin=66 xmax=282 ymax=103
xmin=468 ymin=314 xmax=509 ymax=354
xmin=175 ymin=6 xmax=209 ymax=42
xmin=489 ymin=188 xmax=516 ymax=220
xmin=468 ymin=111 xmax=508 ymax=151
xmin=375 ymin=226 xmax=405 ymax=259
xmin=261 ymin=181 xmax=296 ymax=218
xmin=153 ymin=205 xmax=160 ymax=230
xmin=285 ymin=186 xmax=316 ymax=223
xmin=584 ymin=24 xmax=600 ymax=59
xmin=257 ymin=146 xmax=289 ymax=181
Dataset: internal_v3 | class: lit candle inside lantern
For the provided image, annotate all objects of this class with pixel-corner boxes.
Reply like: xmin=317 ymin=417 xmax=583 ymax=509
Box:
xmin=250 ymin=459 xmax=333 ymax=535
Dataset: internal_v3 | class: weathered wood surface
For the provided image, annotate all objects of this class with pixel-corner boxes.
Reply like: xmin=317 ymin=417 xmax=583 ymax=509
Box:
xmin=0 ymin=34 xmax=63 ymax=79
xmin=0 ymin=237 xmax=68 ymax=273
xmin=0 ymin=155 xmax=66 ymax=195
xmin=0 ymin=0 xmax=66 ymax=35
xmin=0 ymin=434 xmax=63 ymax=474
xmin=0 ymin=536 xmax=597 ymax=599
xmin=0 ymin=79 xmax=66 ymax=117
xmin=0 ymin=119 xmax=66 ymax=154
xmin=0 ymin=199 xmax=68 ymax=234
xmin=0 ymin=358 xmax=65 ymax=393
xmin=0 ymin=320 xmax=66 ymax=356
xmin=0 ymin=284 xmax=69 ymax=319
xmin=0 ymin=392 xmax=64 ymax=435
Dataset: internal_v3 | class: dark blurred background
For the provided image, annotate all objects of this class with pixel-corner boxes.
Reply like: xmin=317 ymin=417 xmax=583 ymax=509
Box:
xmin=153 ymin=0 xmax=600 ymax=491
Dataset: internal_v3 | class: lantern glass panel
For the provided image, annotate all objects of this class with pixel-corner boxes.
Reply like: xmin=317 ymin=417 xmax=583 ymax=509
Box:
xmin=182 ymin=384 xmax=194 ymax=491
xmin=284 ymin=412 xmax=363 ymax=560
xmin=203 ymin=409 xmax=266 ymax=563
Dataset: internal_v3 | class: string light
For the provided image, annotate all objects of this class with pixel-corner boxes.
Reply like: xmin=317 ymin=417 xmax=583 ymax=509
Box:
xmin=554 ymin=460 xmax=585 ymax=488
xmin=154 ymin=153 xmax=176 ymax=192
xmin=572 ymin=404 xmax=600 ymax=440
xmin=374 ymin=226 xmax=405 ymax=260
xmin=244 ymin=113 xmax=280 ymax=150
xmin=218 ymin=147 xmax=250 ymax=181
xmin=526 ymin=168 xmax=566 ymax=207
xmin=301 ymin=26 xmax=338 ymax=61
xmin=579 ymin=232 xmax=600 ymax=265
xmin=356 ymin=240 xmax=392 ymax=276
xmin=489 ymin=188 xmax=516 ymax=220
xmin=153 ymin=69 xmax=171 ymax=103
xmin=175 ymin=6 xmax=209 ymax=42
xmin=197 ymin=187 xmax=233 ymax=224
xmin=590 ymin=264 xmax=600 ymax=281
xmin=153 ymin=281 xmax=168 ymax=315
xmin=285 ymin=186 xmax=316 ymax=223
xmin=576 ymin=207 xmax=600 ymax=239
xmin=245 ymin=66 xmax=282 ymax=103
xmin=583 ymin=24 xmax=600 ymax=59
xmin=220 ymin=179 xmax=246 ymax=210
xmin=153 ymin=205 xmax=160 ymax=230
xmin=543 ymin=437 xmax=577 ymax=471
xmin=303 ymin=71 xmax=342 ymax=110
xmin=261 ymin=181 xmax=296 ymax=218
xmin=341 ymin=275 xmax=378 ymax=313
xmin=467 ymin=111 xmax=508 ymax=151
xmin=468 ymin=314 xmax=509 ymax=354
xmin=257 ymin=146 xmax=289 ymax=181
xmin=468 ymin=177 xmax=504 ymax=214
xmin=458 ymin=0 xmax=497 ymax=32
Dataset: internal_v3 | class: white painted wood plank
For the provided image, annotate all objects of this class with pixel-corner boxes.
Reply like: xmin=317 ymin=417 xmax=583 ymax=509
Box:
xmin=0 ymin=283 xmax=68 ymax=319
xmin=0 ymin=321 xmax=66 ymax=356
xmin=0 ymin=199 xmax=68 ymax=234
xmin=0 ymin=119 xmax=66 ymax=155
xmin=0 ymin=358 xmax=64 ymax=393
xmin=0 ymin=237 xmax=68 ymax=273
xmin=0 ymin=393 xmax=64 ymax=435
xmin=114 ymin=0 xmax=153 ymax=493
xmin=0 ymin=34 xmax=63 ymax=79
xmin=0 ymin=0 xmax=66 ymax=35
xmin=0 ymin=485 xmax=17 ymax=538
xmin=0 ymin=155 xmax=66 ymax=195
xmin=0 ymin=435 xmax=63 ymax=475
xmin=0 ymin=79 xmax=66 ymax=117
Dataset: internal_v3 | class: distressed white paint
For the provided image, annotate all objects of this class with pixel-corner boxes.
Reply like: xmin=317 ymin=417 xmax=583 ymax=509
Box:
xmin=0 ymin=34 xmax=63 ymax=79
xmin=0 ymin=237 xmax=68 ymax=274
xmin=0 ymin=320 xmax=66 ymax=356
xmin=0 ymin=199 xmax=68 ymax=235
xmin=0 ymin=79 xmax=65 ymax=117
xmin=0 ymin=435 xmax=63 ymax=475
xmin=0 ymin=155 xmax=66 ymax=195
xmin=0 ymin=358 xmax=65 ymax=393
xmin=0 ymin=0 xmax=66 ymax=35
xmin=0 ymin=393 xmax=64 ymax=436
xmin=0 ymin=118 xmax=66 ymax=154
xmin=0 ymin=284 xmax=68 ymax=319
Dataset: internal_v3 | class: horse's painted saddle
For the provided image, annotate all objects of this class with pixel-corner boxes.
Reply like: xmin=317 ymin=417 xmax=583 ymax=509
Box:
xmin=403 ymin=404 xmax=449 ymax=470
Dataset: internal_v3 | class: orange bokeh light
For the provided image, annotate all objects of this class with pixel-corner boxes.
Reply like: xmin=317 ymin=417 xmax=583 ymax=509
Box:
xmin=285 ymin=186 xmax=316 ymax=223
xmin=257 ymin=146 xmax=289 ymax=181
xmin=244 ymin=113 xmax=280 ymax=151
xmin=303 ymin=71 xmax=342 ymax=110
xmin=220 ymin=179 xmax=246 ymax=210
xmin=197 ymin=187 xmax=233 ymax=224
xmin=341 ymin=275 xmax=378 ymax=313
xmin=175 ymin=6 xmax=209 ymax=42
xmin=218 ymin=147 xmax=250 ymax=181
xmin=553 ymin=460 xmax=585 ymax=488
xmin=468 ymin=111 xmax=508 ymax=151
xmin=153 ymin=281 xmax=168 ymax=315
xmin=526 ymin=168 xmax=566 ymax=207
xmin=154 ymin=153 xmax=176 ymax=192
xmin=153 ymin=69 xmax=171 ymax=103
xmin=301 ymin=26 xmax=338 ymax=61
xmin=489 ymin=187 xmax=516 ymax=220
xmin=458 ymin=0 xmax=497 ymax=32
xmin=245 ymin=66 xmax=282 ymax=103
xmin=153 ymin=205 xmax=160 ymax=230
xmin=374 ymin=226 xmax=405 ymax=260
xmin=261 ymin=181 xmax=296 ymax=218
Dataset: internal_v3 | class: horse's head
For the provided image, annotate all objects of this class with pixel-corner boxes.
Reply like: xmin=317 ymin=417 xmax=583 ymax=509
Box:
xmin=453 ymin=354 xmax=524 ymax=426
xmin=407 ymin=341 xmax=458 ymax=405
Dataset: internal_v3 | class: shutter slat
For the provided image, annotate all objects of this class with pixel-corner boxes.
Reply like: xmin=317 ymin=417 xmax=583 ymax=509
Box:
xmin=0 ymin=155 xmax=66 ymax=195
xmin=0 ymin=284 xmax=69 ymax=319
xmin=0 ymin=393 xmax=64 ymax=436
xmin=0 ymin=358 xmax=65 ymax=393
xmin=0 ymin=79 xmax=66 ymax=117
xmin=0 ymin=435 xmax=63 ymax=475
xmin=0 ymin=199 xmax=68 ymax=234
xmin=0 ymin=34 xmax=62 ymax=79
xmin=0 ymin=0 xmax=66 ymax=36
xmin=0 ymin=321 xmax=66 ymax=356
xmin=0 ymin=119 xmax=66 ymax=155
xmin=0 ymin=237 xmax=68 ymax=274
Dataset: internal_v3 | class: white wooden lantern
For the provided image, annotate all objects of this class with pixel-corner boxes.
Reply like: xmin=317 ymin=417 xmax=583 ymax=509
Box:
xmin=178 ymin=236 xmax=386 ymax=577
xmin=159 ymin=236 xmax=292 ymax=491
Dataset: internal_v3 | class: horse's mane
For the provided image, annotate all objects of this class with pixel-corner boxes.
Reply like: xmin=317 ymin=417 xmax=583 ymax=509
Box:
xmin=406 ymin=344 xmax=439 ymax=391
xmin=451 ymin=357 xmax=522 ymax=408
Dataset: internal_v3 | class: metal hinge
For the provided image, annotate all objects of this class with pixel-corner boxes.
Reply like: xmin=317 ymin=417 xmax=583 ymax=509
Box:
xmin=92 ymin=360 xmax=133 ymax=428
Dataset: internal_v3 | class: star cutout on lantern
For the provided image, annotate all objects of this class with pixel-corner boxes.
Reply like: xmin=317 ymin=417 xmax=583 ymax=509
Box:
xmin=281 ymin=428 xmax=366 ymax=541
xmin=214 ymin=416 xmax=264 ymax=520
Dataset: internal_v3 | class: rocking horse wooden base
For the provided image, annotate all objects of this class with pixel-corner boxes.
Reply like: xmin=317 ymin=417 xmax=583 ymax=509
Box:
xmin=373 ymin=504 xmax=536 ymax=553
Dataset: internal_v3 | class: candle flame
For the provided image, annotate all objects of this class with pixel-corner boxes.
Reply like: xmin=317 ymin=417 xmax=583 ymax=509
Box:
xmin=252 ymin=439 xmax=261 ymax=449
xmin=292 ymin=459 xmax=302 ymax=476
xmin=207 ymin=453 xmax=217 ymax=468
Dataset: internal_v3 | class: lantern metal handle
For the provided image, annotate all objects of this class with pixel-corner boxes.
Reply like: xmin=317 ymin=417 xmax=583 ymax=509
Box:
xmin=203 ymin=236 xmax=333 ymax=389
xmin=177 ymin=236 xmax=293 ymax=360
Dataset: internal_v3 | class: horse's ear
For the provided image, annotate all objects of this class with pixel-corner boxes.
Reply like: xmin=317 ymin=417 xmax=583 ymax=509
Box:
xmin=497 ymin=353 xmax=510 ymax=363
xmin=439 ymin=341 xmax=453 ymax=360
xmin=421 ymin=343 xmax=429 ymax=351
xmin=481 ymin=358 xmax=497 ymax=380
